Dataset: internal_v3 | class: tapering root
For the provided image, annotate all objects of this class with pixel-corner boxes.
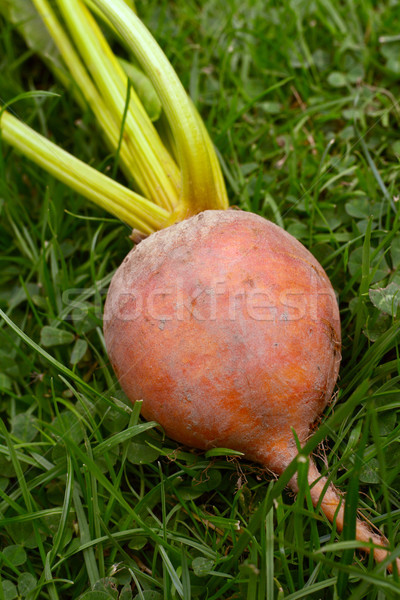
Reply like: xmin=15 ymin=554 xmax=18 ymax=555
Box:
xmin=297 ymin=461 xmax=400 ymax=573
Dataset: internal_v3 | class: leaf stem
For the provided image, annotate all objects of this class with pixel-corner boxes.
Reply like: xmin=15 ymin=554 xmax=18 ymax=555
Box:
xmin=56 ymin=0 xmax=180 ymax=211
xmin=0 ymin=110 xmax=169 ymax=233
xmin=32 ymin=0 xmax=180 ymax=211
xmin=30 ymin=0 xmax=137 ymax=185
xmin=88 ymin=0 xmax=229 ymax=218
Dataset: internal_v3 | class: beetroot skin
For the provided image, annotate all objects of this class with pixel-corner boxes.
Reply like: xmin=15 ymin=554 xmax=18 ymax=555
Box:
xmin=104 ymin=210 xmax=400 ymax=570
xmin=103 ymin=210 xmax=341 ymax=474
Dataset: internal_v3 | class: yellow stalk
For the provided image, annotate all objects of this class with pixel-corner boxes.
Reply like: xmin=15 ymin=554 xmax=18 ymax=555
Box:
xmin=0 ymin=110 xmax=169 ymax=233
xmin=56 ymin=0 xmax=180 ymax=211
xmin=31 ymin=0 xmax=142 ymax=186
xmin=88 ymin=0 xmax=229 ymax=219
xmin=190 ymin=101 xmax=228 ymax=217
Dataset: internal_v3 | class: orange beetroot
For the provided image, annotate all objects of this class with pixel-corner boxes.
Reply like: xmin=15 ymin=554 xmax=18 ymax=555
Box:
xmin=104 ymin=209 xmax=398 ymax=570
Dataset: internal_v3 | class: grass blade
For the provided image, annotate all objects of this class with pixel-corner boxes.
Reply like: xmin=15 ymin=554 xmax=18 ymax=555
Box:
xmin=72 ymin=484 xmax=100 ymax=586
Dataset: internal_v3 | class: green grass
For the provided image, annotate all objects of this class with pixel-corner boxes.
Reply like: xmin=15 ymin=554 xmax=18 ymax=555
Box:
xmin=1 ymin=0 xmax=400 ymax=598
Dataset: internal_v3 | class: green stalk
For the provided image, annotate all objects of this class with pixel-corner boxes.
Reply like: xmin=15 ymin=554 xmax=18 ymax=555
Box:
xmin=88 ymin=0 xmax=229 ymax=220
xmin=0 ymin=110 xmax=168 ymax=233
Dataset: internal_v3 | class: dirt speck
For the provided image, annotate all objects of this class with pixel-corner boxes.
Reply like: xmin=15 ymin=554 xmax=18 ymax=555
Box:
xmin=243 ymin=277 xmax=255 ymax=288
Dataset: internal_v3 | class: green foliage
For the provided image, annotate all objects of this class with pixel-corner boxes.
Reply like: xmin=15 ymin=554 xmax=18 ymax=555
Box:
xmin=0 ymin=0 xmax=400 ymax=598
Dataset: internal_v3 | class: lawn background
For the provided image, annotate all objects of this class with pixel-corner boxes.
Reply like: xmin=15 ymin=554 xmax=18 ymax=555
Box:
xmin=0 ymin=0 xmax=400 ymax=598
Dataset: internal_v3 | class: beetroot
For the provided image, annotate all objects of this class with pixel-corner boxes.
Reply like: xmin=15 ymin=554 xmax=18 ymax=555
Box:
xmin=104 ymin=209 xmax=398 ymax=570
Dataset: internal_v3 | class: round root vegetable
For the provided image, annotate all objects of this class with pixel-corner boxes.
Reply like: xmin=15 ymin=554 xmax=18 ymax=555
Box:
xmin=104 ymin=209 xmax=399 ymax=571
